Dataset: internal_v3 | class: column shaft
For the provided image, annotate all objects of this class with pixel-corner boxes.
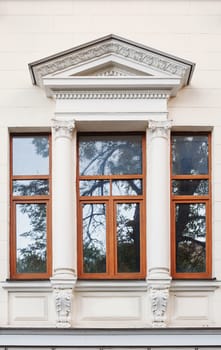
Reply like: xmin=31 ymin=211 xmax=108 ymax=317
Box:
xmin=52 ymin=118 xmax=76 ymax=280
xmin=148 ymin=120 xmax=172 ymax=279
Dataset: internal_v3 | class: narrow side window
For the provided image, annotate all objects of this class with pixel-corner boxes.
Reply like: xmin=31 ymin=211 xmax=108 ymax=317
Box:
xmin=10 ymin=134 xmax=52 ymax=279
xmin=171 ymin=133 xmax=211 ymax=279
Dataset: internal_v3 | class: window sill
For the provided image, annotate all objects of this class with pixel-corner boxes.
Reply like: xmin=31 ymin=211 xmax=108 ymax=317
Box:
xmin=75 ymin=280 xmax=148 ymax=292
xmin=1 ymin=280 xmax=52 ymax=292
xmin=170 ymin=279 xmax=220 ymax=292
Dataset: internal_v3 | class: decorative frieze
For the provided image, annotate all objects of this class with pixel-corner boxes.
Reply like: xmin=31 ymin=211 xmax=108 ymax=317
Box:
xmin=52 ymin=118 xmax=75 ymax=140
xmin=150 ymin=287 xmax=169 ymax=328
xmin=149 ymin=119 xmax=172 ymax=139
xmin=54 ymin=90 xmax=170 ymax=100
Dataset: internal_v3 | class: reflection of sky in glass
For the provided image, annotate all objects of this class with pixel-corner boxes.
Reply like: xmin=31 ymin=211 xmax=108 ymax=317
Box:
xmin=13 ymin=180 xmax=49 ymax=196
xmin=83 ymin=203 xmax=106 ymax=253
xmin=112 ymin=180 xmax=142 ymax=196
xmin=13 ymin=137 xmax=49 ymax=175
xmin=79 ymin=135 xmax=142 ymax=176
xmin=16 ymin=205 xmax=32 ymax=258
xmin=16 ymin=204 xmax=46 ymax=258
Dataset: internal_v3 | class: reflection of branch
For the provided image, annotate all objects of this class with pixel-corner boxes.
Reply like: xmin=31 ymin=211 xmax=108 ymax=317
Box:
xmin=181 ymin=235 xmax=205 ymax=248
xmin=81 ymin=180 xmax=109 ymax=196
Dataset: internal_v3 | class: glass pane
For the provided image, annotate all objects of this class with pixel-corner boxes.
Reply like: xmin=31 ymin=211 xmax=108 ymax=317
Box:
xmin=79 ymin=135 xmax=142 ymax=176
xmin=175 ymin=203 xmax=206 ymax=273
xmin=13 ymin=180 xmax=49 ymax=196
xmin=112 ymin=180 xmax=142 ymax=196
xmin=16 ymin=203 xmax=47 ymax=273
xmin=82 ymin=203 xmax=106 ymax=273
xmin=116 ymin=203 xmax=140 ymax=273
xmin=80 ymin=180 xmax=110 ymax=196
xmin=172 ymin=180 xmax=208 ymax=196
xmin=13 ymin=136 xmax=49 ymax=175
xmin=172 ymin=135 xmax=208 ymax=175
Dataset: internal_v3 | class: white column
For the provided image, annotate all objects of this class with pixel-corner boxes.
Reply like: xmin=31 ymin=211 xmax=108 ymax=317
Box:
xmin=147 ymin=119 xmax=172 ymax=280
xmin=147 ymin=119 xmax=172 ymax=328
xmin=50 ymin=118 xmax=76 ymax=328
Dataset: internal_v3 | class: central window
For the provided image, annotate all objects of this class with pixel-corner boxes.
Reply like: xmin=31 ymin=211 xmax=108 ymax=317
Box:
xmin=77 ymin=133 xmax=146 ymax=279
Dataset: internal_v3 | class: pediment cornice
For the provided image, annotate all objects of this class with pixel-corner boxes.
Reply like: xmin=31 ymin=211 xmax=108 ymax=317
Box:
xmin=29 ymin=34 xmax=195 ymax=89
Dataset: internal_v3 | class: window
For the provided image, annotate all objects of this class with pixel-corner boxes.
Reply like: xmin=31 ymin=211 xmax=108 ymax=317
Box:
xmin=171 ymin=133 xmax=211 ymax=279
xmin=10 ymin=134 xmax=51 ymax=279
xmin=77 ymin=133 xmax=146 ymax=279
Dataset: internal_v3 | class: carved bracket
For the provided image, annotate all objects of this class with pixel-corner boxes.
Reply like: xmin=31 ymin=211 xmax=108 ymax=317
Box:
xmin=53 ymin=288 xmax=73 ymax=328
xmin=149 ymin=287 xmax=169 ymax=328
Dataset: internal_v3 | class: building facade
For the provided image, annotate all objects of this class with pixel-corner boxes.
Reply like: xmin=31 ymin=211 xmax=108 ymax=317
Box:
xmin=1 ymin=0 xmax=221 ymax=348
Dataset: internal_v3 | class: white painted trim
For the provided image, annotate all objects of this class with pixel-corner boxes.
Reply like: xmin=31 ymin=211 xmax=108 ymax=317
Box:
xmin=1 ymin=329 xmax=221 ymax=347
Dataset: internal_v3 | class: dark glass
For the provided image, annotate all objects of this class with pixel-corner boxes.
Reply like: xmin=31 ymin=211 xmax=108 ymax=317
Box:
xmin=172 ymin=180 xmax=208 ymax=196
xmin=13 ymin=136 xmax=49 ymax=175
xmin=16 ymin=203 xmax=47 ymax=273
xmin=116 ymin=203 xmax=140 ymax=273
xmin=79 ymin=135 xmax=142 ymax=176
xmin=175 ymin=203 xmax=206 ymax=273
xmin=172 ymin=135 xmax=208 ymax=175
xmin=80 ymin=180 xmax=110 ymax=196
xmin=13 ymin=180 xmax=49 ymax=196
xmin=82 ymin=203 xmax=106 ymax=273
xmin=112 ymin=180 xmax=142 ymax=196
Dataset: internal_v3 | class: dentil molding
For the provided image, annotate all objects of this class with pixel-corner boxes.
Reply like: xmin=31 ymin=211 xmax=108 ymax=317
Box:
xmin=54 ymin=90 xmax=170 ymax=100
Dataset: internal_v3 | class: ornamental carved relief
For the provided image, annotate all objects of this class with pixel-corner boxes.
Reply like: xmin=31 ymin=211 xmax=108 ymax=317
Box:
xmin=149 ymin=120 xmax=172 ymax=139
xmin=52 ymin=118 xmax=75 ymax=140
xmin=54 ymin=288 xmax=73 ymax=328
xmin=33 ymin=38 xmax=189 ymax=86
xmin=150 ymin=287 xmax=169 ymax=328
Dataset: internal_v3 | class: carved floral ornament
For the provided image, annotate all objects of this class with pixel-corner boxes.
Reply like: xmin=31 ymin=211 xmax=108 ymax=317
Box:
xmin=54 ymin=288 xmax=73 ymax=328
xmin=150 ymin=287 xmax=169 ymax=328
xmin=52 ymin=118 xmax=75 ymax=139
xmin=149 ymin=120 xmax=172 ymax=139
xmin=29 ymin=35 xmax=194 ymax=88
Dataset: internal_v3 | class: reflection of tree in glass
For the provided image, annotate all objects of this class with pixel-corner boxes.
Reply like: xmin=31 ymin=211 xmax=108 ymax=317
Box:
xmin=83 ymin=204 xmax=106 ymax=273
xmin=17 ymin=203 xmax=47 ymax=273
xmin=80 ymin=136 xmax=143 ymax=274
xmin=80 ymin=136 xmax=142 ymax=176
xmin=117 ymin=203 xmax=140 ymax=273
xmin=172 ymin=136 xmax=208 ymax=175
xmin=15 ymin=137 xmax=49 ymax=274
xmin=172 ymin=136 xmax=208 ymax=273
xmin=32 ymin=136 xmax=49 ymax=158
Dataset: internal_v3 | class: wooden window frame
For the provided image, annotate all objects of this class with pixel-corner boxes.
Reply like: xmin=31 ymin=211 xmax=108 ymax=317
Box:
xmin=171 ymin=132 xmax=212 ymax=279
xmin=10 ymin=133 xmax=52 ymax=280
xmin=77 ymin=133 xmax=146 ymax=280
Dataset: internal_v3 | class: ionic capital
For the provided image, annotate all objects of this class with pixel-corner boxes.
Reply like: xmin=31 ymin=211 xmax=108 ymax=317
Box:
xmin=149 ymin=120 xmax=172 ymax=140
xmin=52 ymin=118 xmax=75 ymax=140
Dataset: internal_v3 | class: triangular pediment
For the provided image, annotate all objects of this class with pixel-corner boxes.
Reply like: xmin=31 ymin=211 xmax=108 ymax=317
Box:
xmin=29 ymin=34 xmax=195 ymax=90
xmin=71 ymin=62 xmax=149 ymax=77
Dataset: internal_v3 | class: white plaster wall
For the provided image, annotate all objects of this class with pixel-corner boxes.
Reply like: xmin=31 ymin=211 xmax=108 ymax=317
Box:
xmin=1 ymin=0 xmax=221 ymax=328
